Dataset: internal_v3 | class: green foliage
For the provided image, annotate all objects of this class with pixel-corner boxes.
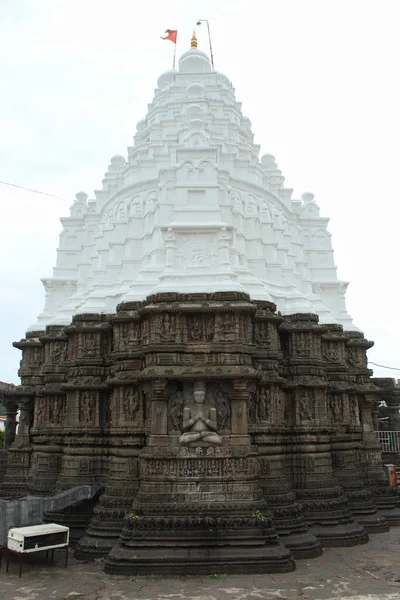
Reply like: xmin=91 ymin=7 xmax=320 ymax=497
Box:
xmin=208 ymin=573 xmax=228 ymax=580
xmin=126 ymin=511 xmax=141 ymax=521
xmin=252 ymin=509 xmax=267 ymax=521
xmin=0 ymin=429 xmax=4 ymax=449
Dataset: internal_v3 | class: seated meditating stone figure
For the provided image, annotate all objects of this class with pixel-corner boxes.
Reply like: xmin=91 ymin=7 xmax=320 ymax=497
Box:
xmin=179 ymin=381 xmax=222 ymax=446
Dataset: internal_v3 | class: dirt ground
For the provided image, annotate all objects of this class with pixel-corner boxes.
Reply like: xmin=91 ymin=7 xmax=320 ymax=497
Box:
xmin=2 ymin=527 xmax=400 ymax=600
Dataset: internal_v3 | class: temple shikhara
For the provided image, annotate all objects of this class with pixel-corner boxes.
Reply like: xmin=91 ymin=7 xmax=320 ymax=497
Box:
xmin=1 ymin=35 xmax=400 ymax=574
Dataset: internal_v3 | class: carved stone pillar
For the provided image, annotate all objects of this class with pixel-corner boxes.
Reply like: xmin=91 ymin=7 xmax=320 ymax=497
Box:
xmin=3 ymin=398 xmax=18 ymax=449
xmin=16 ymin=394 xmax=34 ymax=443
xmin=229 ymin=380 xmax=250 ymax=445
xmin=149 ymin=379 xmax=168 ymax=445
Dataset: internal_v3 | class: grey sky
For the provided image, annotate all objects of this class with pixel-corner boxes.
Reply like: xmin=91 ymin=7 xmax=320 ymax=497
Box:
xmin=1 ymin=0 xmax=399 ymax=383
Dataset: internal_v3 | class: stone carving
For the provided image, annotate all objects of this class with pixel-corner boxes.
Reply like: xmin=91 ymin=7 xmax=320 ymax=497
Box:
xmin=257 ymin=388 xmax=269 ymax=422
xmin=215 ymin=386 xmax=231 ymax=430
xmin=80 ymin=391 xmax=96 ymax=423
xmin=169 ymin=390 xmax=184 ymax=432
xmin=123 ymin=387 xmax=140 ymax=422
xmin=158 ymin=314 xmax=176 ymax=342
xmin=35 ymin=399 xmax=45 ymax=426
xmin=49 ymin=396 xmax=65 ymax=424
xmin=298 ymin=389 xmax=315 ymax=422
xmin=83 ymin=333 xmax=97 ymax=357
xmin=188 ymin=316 xmax=203 ymax=340
xmin=179 ymin=381 xmax=222 ymax=446
xmin=329 ymin=395 xmax=343 ymax=423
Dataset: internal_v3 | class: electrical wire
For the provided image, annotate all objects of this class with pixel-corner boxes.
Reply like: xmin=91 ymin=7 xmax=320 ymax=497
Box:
xmin=0 ymin=180 xmax=66 ymax=200
xmin=368 ymin=361 xmax=400 ymax=372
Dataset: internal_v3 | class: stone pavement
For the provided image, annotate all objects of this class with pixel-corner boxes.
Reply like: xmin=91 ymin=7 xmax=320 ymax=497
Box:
xmin=2 ymin=528 xmax=400 ymax=600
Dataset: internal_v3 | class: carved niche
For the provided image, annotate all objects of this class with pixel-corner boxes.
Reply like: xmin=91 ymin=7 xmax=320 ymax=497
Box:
xmin=121 ymin=387 xmax=141 ymax=423
xmin=79 ymin=390 xmax=97 ymax=424
xmin=297 ymin=388 xmax=315 ymax=423
xmin=167 ymin=381 xmax=232 ymax=438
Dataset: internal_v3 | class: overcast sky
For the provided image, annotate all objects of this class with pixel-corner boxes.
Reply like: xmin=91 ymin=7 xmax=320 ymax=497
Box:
xmin=1 ymin=0 xmax=399 ymax=384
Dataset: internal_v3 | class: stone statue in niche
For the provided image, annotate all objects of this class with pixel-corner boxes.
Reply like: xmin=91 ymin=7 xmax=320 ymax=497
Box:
xmin=83 ymin=333 xmax=97 ymax=357
xmin=127 ymin=324 xmax=139 ymax=347
xmin=349 ymin=396 xmax=360 ymax=425
xmin=257 ymin=388 xmax=269 ymax=422
xmin=220 ymin=313 xmax=235 ymax=339
xmin=347 ymin=347 xmax=360 ymax=367
xmin=35 ymin=400 xmax=44 ymax=426
xmin=329 ymin=395 xmax=343 ymax=423
xmin=50 ymin=396 xmax=65 ymax=424
xmin=51 ymin=342 xmax=65 ymax=363
xmin=215 ymin=385 xmax=231 ymax=430
xmin=158 ymin=314 xmax=176 ymax=342
xmin=188 ymin=316 xmax=203 ymax=341
xmin=80 ymin=391 xmax=96 ymax=423
xmin=323 ymin=344 xmax=339 ymax=362
xmin=254 ymin=322 xmax=268 ymax=344
xmin=123 ymin=387 xmax=140 ymax=422
xmin=169 ymin=390 xmax=184 ymax=432
xmin=298 ymin=389 xmax=314 ymax=422
xmin=179 ymin=381 xmax=222 ymax=446
xmin=295 ymin=333 xmax=311 ymax=357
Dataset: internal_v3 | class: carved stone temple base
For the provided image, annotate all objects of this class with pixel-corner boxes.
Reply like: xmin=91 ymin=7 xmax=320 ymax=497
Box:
xmin=105 ymin=445 xmax=295 ymax=575
xmin=3 ymin=292 xmax=399 ymax=574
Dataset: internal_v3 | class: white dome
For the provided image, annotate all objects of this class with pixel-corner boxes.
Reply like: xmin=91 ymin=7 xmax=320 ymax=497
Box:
xmin=179 ymin=48 xmax=211 ymax=73
xmin=157 ymin=69 xmax=177 ymax=89
xmin=186 ymin=82 xmax=205 ymax=98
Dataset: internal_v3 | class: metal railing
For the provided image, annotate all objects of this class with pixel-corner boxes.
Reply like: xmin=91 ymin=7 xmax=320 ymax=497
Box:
xmin=376 ymin=430 xmax=400 ymax=453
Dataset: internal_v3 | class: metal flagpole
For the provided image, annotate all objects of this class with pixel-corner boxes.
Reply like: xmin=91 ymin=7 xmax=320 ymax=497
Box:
xmin=196 ymin=19 xmax=214 ymax=69
xmin=173 ymin=32 xmax=177 ymax=69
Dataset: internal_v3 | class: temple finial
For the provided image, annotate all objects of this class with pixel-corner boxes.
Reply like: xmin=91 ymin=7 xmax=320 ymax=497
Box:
xmin=191 ymin=30 xmax=198 ymax=48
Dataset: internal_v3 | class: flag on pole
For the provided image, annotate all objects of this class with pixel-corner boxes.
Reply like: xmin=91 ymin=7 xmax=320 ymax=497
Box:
xmin=161 ymin=29 xmax=177 ymax=44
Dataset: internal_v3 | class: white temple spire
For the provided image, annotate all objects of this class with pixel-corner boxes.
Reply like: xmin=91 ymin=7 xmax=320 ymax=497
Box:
xmin=28 ymin=47 xmax=357 ymax=332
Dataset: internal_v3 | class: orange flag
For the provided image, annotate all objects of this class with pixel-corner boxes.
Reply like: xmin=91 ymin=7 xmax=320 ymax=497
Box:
xmin=161 ymin=29 xmax=177 ymax=44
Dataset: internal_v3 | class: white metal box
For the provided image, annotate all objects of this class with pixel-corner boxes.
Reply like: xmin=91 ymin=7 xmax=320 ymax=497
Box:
xmin=7 ymin=523 xmax=69 ymax=553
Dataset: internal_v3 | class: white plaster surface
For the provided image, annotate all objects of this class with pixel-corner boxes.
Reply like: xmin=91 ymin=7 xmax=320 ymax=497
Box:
xmin=29 ymin=48 xmax=356 ymax=332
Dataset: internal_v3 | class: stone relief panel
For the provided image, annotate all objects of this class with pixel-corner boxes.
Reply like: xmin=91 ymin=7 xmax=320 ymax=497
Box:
xmin=291 ymin=332 xmax=314 ymax=358
xmin=154 ymin=313 xmax=177 ymax=343
xmin=215 ymin=313 xmax=237 ymax=342
xmin=186 ymin=314 xmax=215 ymax=343
xmin=79 ymin=390 xmax=97 ymax=424
xmin=121 ymin=386 xmax=141 ymax=423
xmin=113 ymin=321 xmax=140 ymax=352
xmin=348 ymin=395 xmax=361 ymax=426
xmin=49 ymin=396 xmax=66 ymax=425
xmin=328 ymin=394 xmax=344 ymax=424
xmin=322 ymin=340 xmax=344 ymax=363
xmin=346 ymin=346 xmax=365 ymax=368
xmin=45 ymin=340 xmax=67 ymax=364
xmin=296 ymin=388 xmax=316 ymax=424
xmin=176 ymin=234 xmax=218 ymax=270
xmin=34 ymin=398 xmax=46 ymax=427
